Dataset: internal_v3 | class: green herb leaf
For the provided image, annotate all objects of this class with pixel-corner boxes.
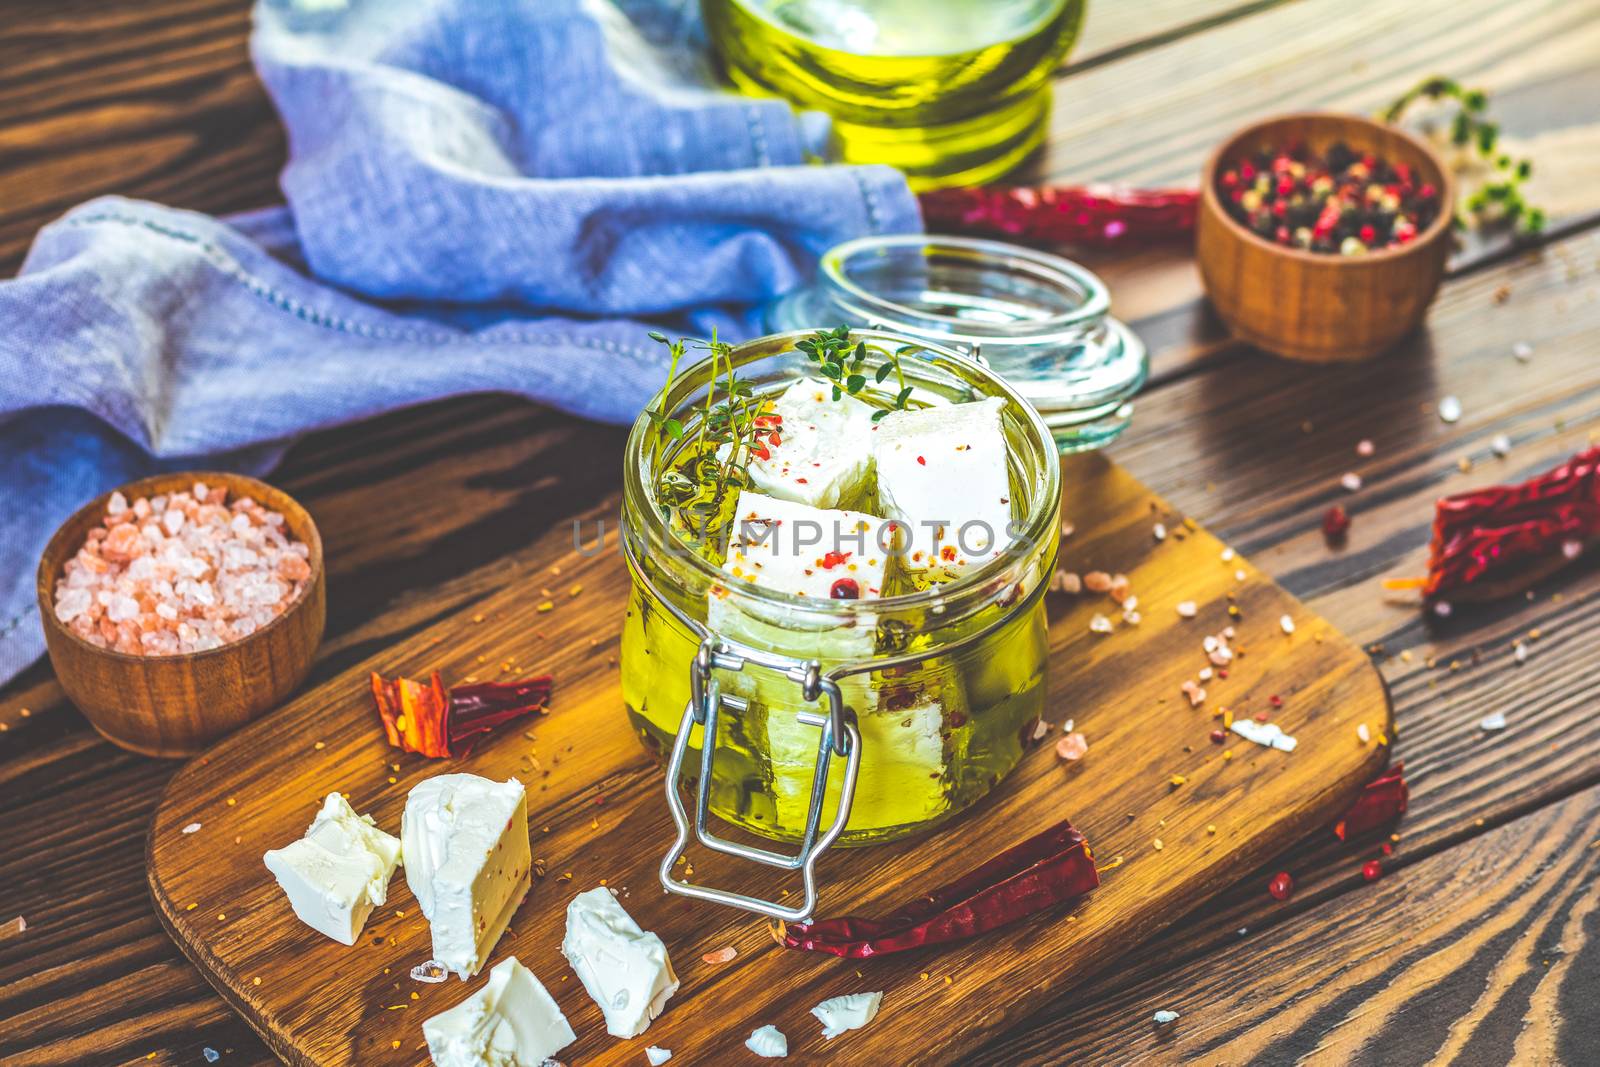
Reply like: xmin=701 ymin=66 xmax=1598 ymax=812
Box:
xmin=871 ymin=409 xmax=889 ymax=423
xmin=846 ymin=374 xmax=866 ymax=393
xmin=874 ymin=362 xmax=894 ymax=383
xmin=819 ymin=363 xmax=841 ymax=381
xmin=832 ymin=385 xmax=842 ymax=401
xmin=895 ymin=385 xmax=914 ymax=407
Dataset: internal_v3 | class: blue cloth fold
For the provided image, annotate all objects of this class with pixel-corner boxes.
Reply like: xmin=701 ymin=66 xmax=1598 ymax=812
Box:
xmin=0 ymin=0 xmax=920 ymax=685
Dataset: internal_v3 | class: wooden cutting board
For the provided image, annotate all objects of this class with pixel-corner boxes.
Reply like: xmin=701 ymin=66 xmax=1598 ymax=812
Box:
xmin=146 ymin=452 xmax=1391 ymax=1065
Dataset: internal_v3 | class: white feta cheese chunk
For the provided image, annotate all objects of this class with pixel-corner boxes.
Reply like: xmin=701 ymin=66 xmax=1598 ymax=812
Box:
xmin=262 ymin=793 xmax=400 ymax=946
xmin=811 ymin=991 xmax=883 ymax=1039
xmin=561 ymin=887 xmax=679 ymax=1038
xmin=422 ymin=956 xmax=575 ymax=1067
xmin=720 ymin=490 xmax=889 ymax=601
xmin=403 ymin=775 xmax=531 ymax=980
xmin=746 ymin=1025 xmax=788 ymax=1058
xmin=811 ymin=990 xmax=883 ymax=1039
xmin=741 ymin=378 xmax=876 ymax=509
xmin=646 ymin=1048 xmax=673 ymax=1065
xmin=872 ymin=397 xmax=1015 ymax=579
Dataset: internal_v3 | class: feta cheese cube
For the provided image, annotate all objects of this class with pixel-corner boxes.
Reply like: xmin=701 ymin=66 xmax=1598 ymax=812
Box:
xmin=741 ymin=378 xmax=875 ymax=509
xmin=746 ymin=1025 xmax=788 ymax=1058
xmin=403 ymin=775 xmax=531 ymax=980
xmin=872 ymin=397 xmax=1015 ymax=579
xmin=812 ymin=991 xmax=883 ymax=1039
xmin=720 ymin=490 xmax=889 ymax=601
xmin=422 ymin=956 xmax=575 ymax=1067
xmin=561 ymin=887 xmax=678 ymax=1038
xmin=262 ymin=793 xmax=400 ymax=946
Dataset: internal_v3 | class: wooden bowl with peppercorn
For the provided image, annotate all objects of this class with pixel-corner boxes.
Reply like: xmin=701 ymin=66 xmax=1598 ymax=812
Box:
xmin=1197 ymin=111 xmax=1455 ymax=363
xmin=36 ymin=471 xmax=325 ymax=758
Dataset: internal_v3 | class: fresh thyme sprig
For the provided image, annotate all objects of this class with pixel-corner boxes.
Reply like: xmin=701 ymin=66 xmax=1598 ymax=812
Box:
xmin=794 ymin=326 xmax=913 ymax=422
xmin=1382 ymin=75 xmax=1545 ymax=235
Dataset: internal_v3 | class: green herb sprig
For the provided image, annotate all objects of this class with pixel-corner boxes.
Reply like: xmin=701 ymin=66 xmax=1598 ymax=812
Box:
xmin=1382 ymin=75 xmax=1544 ymax=235
xmin=794 ymin=326 xmax=913 ymax=422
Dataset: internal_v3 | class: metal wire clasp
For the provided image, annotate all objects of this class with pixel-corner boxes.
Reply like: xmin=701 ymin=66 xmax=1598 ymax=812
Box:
xmin=658 ymin=636 xmax=861 ymax=923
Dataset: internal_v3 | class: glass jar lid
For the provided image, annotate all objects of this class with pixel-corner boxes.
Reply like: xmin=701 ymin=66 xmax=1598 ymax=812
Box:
xmin=764 ymin=234 xmax=1146 ymax=453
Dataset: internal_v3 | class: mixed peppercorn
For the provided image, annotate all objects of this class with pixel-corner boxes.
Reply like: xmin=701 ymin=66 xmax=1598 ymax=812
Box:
xmin=1218 ymin=141 xmax=1443 ymax=254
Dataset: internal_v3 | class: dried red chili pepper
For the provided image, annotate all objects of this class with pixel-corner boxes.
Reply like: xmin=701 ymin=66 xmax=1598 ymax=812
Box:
xmin=372 ymin=670 xmax=553 ymax=759
xmin=780 ymin=819 xmax=1098 ymax=958
xmin=918 ymin=184 xmax=1198 ymax=246
xmin=1333 ymin=761 xmax=1409 ymax=840
xmin=1387 ymin=447 xmax=1600 ymax=604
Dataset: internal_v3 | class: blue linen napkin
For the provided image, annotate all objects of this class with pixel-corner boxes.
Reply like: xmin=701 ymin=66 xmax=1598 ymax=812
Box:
xmin=0 ymin=0 xmax=920 ymax=686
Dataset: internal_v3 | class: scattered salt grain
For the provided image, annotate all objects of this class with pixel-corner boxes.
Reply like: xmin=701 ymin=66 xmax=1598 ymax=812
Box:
xmin=1060 ymin=718 xmax=1075 ymax=733
xmin=1563 ymin=539 xmax=1583 ymax=560
xmin=1512 ymin=341 xmax=1533 ymax=363
xmin=1220 ymin=548 xmax=1235 ymax=562
xmin=182 ymin=822 xmax=202 ymax=834
xmin=1491 ymin=434 xmax=1512 ymax=457
xmin=1052 ymin=570 xmax=1082 ymax=594
xmin=1433 ymin=600 xmax=1453 ymax=618
xmin=1056 ymin=732 xmax=1089 ymax=761
xmin=1089 ymin=613 xmax=1114 ymax=634
xmin=1153 ymin=1010 xmax=1180 ymax=1025
xmin=1176 ymin=600 xmax=1197 ymax=618
xmin=1438 ymin=396 xmax=1462 ymax=423
xmin=1031 ymin=719 xmax=1051 ymax=742
xmin=1235 ymin=570 xmax=1246 ymax=582
xmin=1181 ymin=680 xmax=1207 ymax=708
xmin=1279 ymin=615 xmax=1296 ymax=635
xmin=1153 ymin=522 xmax=1167 ymax=541
xmin=647 ymin=1048 xmax=673 ymax=1065
xmin=1356 ymin=439 xmax=1375 ymax=457
xmin=203 ymin=1049 xmax=220 ymax=1064
xmin=1230 ymin=720 xmax=1298 ymax=752
xmin=1083 ymin=571 xmax=1112 ymax=593
xmin=1357 ymin=723 xmax=1372 ymax=744
xmin=1513 ymin=641 xmax=1528 ymax=664
xmin=409 ymin=960 xmax=450 ymax=983
xmin=1340 ymin=472 xmax=1363 ymax=492
xmin=1198 ymin=667 xmax=1213 ymax=682
xmin=1480 ymin=712 xmax=1507 ymax=732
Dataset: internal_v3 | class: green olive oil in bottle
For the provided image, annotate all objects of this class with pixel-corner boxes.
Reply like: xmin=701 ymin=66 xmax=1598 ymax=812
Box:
xmin=702 ymin=0 xmax=1085 ymax=189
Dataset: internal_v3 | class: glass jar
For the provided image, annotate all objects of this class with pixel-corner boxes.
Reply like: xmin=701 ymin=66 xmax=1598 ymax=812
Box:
xmin=765 ymin=234 xmax=1146 ymax=453
xmin=619 ymin=329 xmax=1060 ymax=920
xmin=701 ymin=0 xmax=1086 ymax=189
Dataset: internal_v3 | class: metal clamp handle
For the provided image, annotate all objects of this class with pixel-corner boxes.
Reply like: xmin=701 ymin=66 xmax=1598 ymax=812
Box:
xmin=658 ymin=637 xmax=862 ymax=923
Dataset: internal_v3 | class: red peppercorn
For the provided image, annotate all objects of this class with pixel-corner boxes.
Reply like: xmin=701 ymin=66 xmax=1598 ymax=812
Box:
xmin=1268 ymin=871 xmax=1294 ymax=900
xmin=1358 ymin=224 xmax=1376 ymax=243
xmin=829 ymin=578 xmax=860 ymax=599
xmin=1275 ymin=225 xmax=1291 ymax=244
xmin=1222 ymin=170 xmax=1239 ymax=188
xmin=1253 ymin=711 xmax=1270 ymax=723
xmin=1381 ymin=842 xmax=1393 ymax=856
xmin=1362 ymin=859 xmax=1382 ymax=882
xmin=1209 ymin=728 xmax=1226 ymax=744
xmin=1269 ymin=694 xmax=1283 ymax=708
xmin=1322 ymin=505 xmax=1351 ymax=545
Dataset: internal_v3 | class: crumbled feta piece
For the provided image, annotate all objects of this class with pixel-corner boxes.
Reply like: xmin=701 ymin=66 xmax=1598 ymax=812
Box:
xmin=1230 ymin=720 xmax=1298 ymax=752
xmin=263 ymin=793 xmax=400 ymax=946
xmin=872 ymin=397 xmax=1015 ymax=578
xmin=812 ymin=991 xmax=883 ymax=1039
xmin=720 ymin=490 xmax=889 ymax=601
xmin=422 ymin=956 xmax=575 ymax=1067
xmin=746 ymin=1025 xmax=788 ymax=1058
xmin=646 ymin=1048 xmax=673 ymax=1065
xmin=562 ymin=887 xmax=678 ymax=1038
xmin=403 ymin=775 xmax=531 ymax=979
xmin=741 ymin=378 xmax=875 ymax=509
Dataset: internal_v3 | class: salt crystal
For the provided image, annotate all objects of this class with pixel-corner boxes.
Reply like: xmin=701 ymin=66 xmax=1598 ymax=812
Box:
xmin=1235 ymin=569 xmax=1246 ymax=582
xmin=1433 ymin=600 xmax=1453 ymax=618
xmin=1512 ymin=342 xmax=1533 ymax=362
xmin=1480 ymin=712 xmax=1507 ymax=732
xmin=1491 ymin=434 xmax=1512 ymax=457
xmin=1176 ymin=601 xmax=1197 ymax=618
xmin=1056 ymin=732 xmax=1089 ymax=761
xmin=1153 ymin=522 xmax=1167 ymax=541
xmin=1060 ymin=718 xmax=1074 ymax=733
xmin=1089 ymin=613 xmax=1113 ymax=634
xmin=1356 ymin=723 xmax=1371 ymax=743
xmin=1083 ymin=571 xmax=1112 ymax=593
xmin=1122 ymin=596 xmax=1138 ymax=612
xmin=1198 ymin=667 xmax=1213 ymax=682
xmin=203 ymin=1048 xmax=220 ymax=1064
xmin=1122 ymin=609 xmax=1142 ymax=626
xmin=182 ymin=822 xmax=202 ymax=834
xmin=1031 ymin=719 xmax=1051 ymax=741
xmin=1438 ymin=396 xmax=1462 ymax=423
xmin=1340 ymin=472 xmax=1362 ymax=492
xmin=1513 ymin=641 xmax=1527 ymax=664
xmin=14 ymin=916 xmax=25 ymax=933
xmin=1562 ymin=539 xmax=1583 ymax=560
xmin=106 ymin=491 xmax=128 ymax=516
xmin=1220 ymin=548 xmax=1235 ymax=562
xmin=54 ymin=588 xmax=91 ymax=623
xmin=107 ymin=595 xmax=140 ymax=623
xmin=193 ymin=481 xmax=209 ymax=501
xmin=702 ymin=946 xmax=738 ymax=965
xmin=162 ymin=509 xmax=186 ymax=536
xmin=1279 ymin=614 xmax=1296 ymax=634
xmin=1356 ymin=439 xmax=1375 ymax=457
xmin=1153 ymin=1010 xmax=1180 ymax=1025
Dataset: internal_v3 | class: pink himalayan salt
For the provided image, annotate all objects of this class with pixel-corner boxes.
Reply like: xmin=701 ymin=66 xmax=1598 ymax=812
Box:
xmin=1056 ymin=731 xmax=1089 ymax=761
xmin=52 ymin=481 xmax=310 ymax=656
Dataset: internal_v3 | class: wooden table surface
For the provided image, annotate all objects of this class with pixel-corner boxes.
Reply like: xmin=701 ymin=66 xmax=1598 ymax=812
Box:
xmin=3 ymin=1 xmax=1599 ymax=1064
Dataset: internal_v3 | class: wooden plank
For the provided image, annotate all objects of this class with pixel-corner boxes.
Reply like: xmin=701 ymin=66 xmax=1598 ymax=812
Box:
xmin=144 ymin=455 xmax=1388 ymax=1065
xmin=978 ymin=780 xmax=1600 ymax=1065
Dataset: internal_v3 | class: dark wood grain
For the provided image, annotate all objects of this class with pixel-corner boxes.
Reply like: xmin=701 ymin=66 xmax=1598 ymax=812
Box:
xmin=5 ymin=0 xmax=1600 ymax=1064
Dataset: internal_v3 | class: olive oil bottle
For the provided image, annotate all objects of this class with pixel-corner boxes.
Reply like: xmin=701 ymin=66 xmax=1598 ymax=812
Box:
xmin=702 ymin=0 xmax=1085 ymax=189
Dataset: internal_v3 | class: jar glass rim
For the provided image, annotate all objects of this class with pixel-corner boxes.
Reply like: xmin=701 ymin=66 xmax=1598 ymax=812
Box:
xmin=817 ymin=235 xmax=1111 ymax=347
xmin=621 ymin=328 xmax=1062 ymax=623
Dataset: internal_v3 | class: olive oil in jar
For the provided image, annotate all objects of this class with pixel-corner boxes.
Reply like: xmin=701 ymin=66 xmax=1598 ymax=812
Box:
xmin=701 ymin=0 xmax=1085 ymax=189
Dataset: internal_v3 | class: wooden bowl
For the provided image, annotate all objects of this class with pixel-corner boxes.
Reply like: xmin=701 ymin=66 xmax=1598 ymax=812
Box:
xmin=36 ymin=472 xmax=325 ymax=758
xmin=1196 ymin=111 xmax=1455 ymax=363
